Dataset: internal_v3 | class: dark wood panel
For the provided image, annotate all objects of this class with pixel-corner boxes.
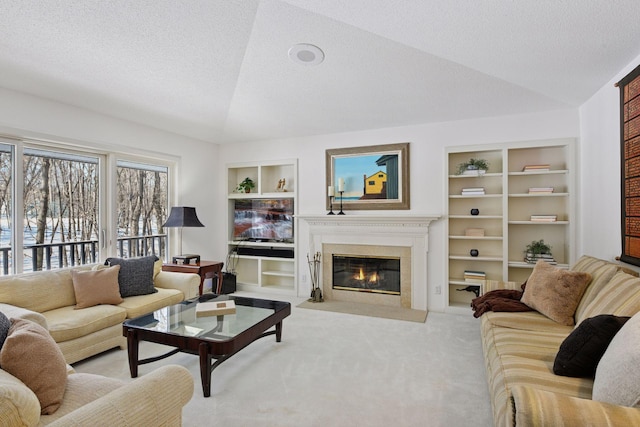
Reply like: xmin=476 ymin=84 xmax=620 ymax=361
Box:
xmin=621 ymin=66 xmax=640 ymax=266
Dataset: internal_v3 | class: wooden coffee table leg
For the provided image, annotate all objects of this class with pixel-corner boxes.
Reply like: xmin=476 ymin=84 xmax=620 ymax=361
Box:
xmin=199 ymin=342 xmax=212 ymax=397
xmin=275 ymin=321 xmax=283 ymax=342
xmin=126 ymin=328 xmax=139 ymax=378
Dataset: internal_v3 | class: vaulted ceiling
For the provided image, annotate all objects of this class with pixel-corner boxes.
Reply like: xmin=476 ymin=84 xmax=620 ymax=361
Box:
xmin=1 ymin=1 xmax=639 ymax=144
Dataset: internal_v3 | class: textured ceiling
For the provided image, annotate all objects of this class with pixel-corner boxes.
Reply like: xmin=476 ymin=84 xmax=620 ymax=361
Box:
xmin=1 ymin=0 xmax=639 ymax=144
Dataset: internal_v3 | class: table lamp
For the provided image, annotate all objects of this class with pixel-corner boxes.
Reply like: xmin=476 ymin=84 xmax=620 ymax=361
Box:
xmin=162 ymin=206 xmax=204 ymax=264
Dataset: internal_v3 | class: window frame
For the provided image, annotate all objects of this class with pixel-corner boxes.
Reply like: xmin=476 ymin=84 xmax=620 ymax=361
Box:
xmin=0 ymin=135 xmax=177 ymax=274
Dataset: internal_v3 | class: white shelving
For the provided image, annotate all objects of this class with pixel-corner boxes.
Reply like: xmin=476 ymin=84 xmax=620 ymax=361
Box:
xmin=445 ymin=139 xmax=575 ymax=313
xmin=227 ymin=159 xmax=298 ymax=295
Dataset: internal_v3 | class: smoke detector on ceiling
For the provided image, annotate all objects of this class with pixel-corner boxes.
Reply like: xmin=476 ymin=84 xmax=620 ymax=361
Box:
xmin=288 ymin=43 xmax=324 ymax=66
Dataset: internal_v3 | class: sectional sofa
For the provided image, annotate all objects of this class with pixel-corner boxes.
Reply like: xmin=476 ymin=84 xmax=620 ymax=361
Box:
xmin=0 ymin=259 xmax=199 ymax=425
xmin=480 ymin=255 xmax=640 ymax=426
xmin=0 ymin=259 xmax=200 ymax=363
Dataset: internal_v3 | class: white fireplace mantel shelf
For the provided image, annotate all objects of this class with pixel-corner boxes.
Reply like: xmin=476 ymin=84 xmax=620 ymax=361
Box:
xmin=297 ymin=214 xmax=441 ymax=229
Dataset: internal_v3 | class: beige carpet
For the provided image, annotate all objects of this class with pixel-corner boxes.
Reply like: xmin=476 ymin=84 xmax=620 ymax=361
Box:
xmin=74 ymin=291 xmax=492 ymax=426
xmin=297 ymin=299 xmax=428 ymax=323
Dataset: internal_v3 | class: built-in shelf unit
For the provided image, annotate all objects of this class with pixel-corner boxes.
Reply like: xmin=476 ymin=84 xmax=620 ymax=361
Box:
xmin=445 ymin=139 xmax=575 ymax=313
xmin=227 ymin=159 xmax=298 ymax=295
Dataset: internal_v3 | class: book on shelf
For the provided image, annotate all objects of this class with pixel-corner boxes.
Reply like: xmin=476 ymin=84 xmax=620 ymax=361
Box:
xmin=525 ymin=253 xmax=557 ymax=264
xmin=528 ymin=187 xmax=554 ymax=194
xmin=465 ymin=228 xmax=485 ymax=237
xmin=461 ymin=187 xmax=485 ymax=195
xmin=530 ymin=215 xmax=557 ymax=222
xmin=464 ymin=270 xmax=486 ymax=283
xmin=522 ymin=164 xmax=550 ymax=172
xmin=196 ymin=300 xmax=236 ymax=317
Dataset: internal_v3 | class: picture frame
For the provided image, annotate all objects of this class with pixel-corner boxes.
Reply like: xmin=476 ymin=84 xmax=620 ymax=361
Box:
xmin=325 ymin=142 xmax=410 ymax=211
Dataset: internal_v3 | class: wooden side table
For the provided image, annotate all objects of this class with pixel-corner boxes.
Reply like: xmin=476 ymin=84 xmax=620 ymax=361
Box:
xmin=162 ymin=261 xmax=224 ymax=296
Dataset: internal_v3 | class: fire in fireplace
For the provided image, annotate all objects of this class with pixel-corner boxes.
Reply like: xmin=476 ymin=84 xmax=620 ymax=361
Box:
xmin=332 ymin=255 xmax=401 ymax=295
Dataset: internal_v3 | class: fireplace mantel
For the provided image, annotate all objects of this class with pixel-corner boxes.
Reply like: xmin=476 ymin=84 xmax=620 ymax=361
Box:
xmin=299 ymin=214 xmax=440 ymax=311
xmin=298 ymin=215 xmax=439 ymax=229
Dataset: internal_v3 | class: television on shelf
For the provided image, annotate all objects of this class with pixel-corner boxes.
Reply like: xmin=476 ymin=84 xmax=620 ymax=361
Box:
xmin=233 ymin=199 xmax=294 ymax=242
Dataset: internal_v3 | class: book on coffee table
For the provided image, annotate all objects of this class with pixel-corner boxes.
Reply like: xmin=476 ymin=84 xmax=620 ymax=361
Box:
xmin=196 ymin=300 xmax=236 ymax=317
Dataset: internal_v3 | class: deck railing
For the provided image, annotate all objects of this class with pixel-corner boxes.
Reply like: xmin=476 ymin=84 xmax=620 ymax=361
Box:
xmin=0 ymin=234 xmax=168 ymax=275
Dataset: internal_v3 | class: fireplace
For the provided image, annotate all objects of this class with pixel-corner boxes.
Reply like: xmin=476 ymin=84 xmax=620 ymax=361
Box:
xmin=300 ymin=215 xmax=440 ymax=311
xmin=332 ymin=255 xmax=401 ymax=295
xmin=323 ymin=243 xmax=411 ymax=308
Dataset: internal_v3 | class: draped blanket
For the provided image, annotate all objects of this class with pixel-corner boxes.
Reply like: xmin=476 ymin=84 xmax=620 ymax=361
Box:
xmin=471 ymin=284 xmax=532 ymax=318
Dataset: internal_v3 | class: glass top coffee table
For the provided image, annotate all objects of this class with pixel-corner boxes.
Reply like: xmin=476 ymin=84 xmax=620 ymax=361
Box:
xmin=123 ymin=295 xmax=291 ymax=397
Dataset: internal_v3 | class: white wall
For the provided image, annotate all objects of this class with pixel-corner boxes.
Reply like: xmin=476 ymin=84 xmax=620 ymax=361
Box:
xmin=579 ymin=52 xmax=640 ymax=263
xmin=0 ymin=87 xmax=220 ymax=260
xmin=218 ymin=109 xmax=579 ymax=311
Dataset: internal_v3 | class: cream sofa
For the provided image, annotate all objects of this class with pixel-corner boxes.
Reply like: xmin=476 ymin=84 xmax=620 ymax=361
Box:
xmin=0 ymin=262 xmax=200 ymax=364
xmin=480 ymin=255 xmax=640 ymax=426
xmin=1 ymin=360 xmax=193 ymax=426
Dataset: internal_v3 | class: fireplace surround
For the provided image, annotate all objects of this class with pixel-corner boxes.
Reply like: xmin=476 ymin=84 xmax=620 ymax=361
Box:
xmin=299 ymin=215 xmax=439 ymax=311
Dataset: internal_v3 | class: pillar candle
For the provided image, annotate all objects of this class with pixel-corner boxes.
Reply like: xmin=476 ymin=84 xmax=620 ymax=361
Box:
xmin=338 ymin=178 xmax=344 ymax=192
xmin=327 ymin=186 xmax=334 ymax=197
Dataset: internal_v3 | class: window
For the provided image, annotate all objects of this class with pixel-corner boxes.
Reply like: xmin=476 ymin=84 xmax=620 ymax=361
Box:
xmin=0 ymin=137 xmax=174 ymax=275
xmin=116 ymin=160 xmax=169 ymax=259
xmin=23 ymin=148 xmax=100 ymax=272
xmin=0 ymin=143 xmax=13 ymax=274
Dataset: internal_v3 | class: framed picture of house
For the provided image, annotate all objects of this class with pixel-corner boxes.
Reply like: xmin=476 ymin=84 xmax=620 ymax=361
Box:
xmin=325 ymin=142 xmax=410 ymax=210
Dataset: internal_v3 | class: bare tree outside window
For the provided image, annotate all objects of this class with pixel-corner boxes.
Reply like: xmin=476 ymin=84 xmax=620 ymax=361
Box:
xmin=0 ymin=144 xmax=171 ymax=275
xmin=23 ymin=149 xmax=100 ymax=271
xmin=116 ymin=161 xmax=168 ymax=259
xmin=0 ymin=144 xmax=12 ymax=274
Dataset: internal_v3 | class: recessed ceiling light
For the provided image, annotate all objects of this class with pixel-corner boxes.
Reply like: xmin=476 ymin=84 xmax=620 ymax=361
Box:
xmin=288 ymin=43 xmax=324 ymax=66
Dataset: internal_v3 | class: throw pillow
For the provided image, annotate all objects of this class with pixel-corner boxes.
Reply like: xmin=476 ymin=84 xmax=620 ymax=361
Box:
xmin=520 ymin=260 xmax=592 ymax=326
xmin=0 ymin=311 xmax=10 ymax=350
xmin=71 ymin=265 xmax=123 ymax=309
xmin=0 ymin=318 xmax=67 ymax=414
xmin=593 ymin=311 xmax=640 ymax=407
xmin=553 ymin=314 xmax=630 ymax=377
xmin=104 ymin=256 xmax=158 ymax=297
xmin=154 ymin=258 xmax=162 ymax=279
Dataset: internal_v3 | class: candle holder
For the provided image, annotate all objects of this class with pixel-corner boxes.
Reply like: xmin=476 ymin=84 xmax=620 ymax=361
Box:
xmin=327 ymin=196 xmax=335 ymax=215
xmin=338 ymin=191 xmax=345 ymax=215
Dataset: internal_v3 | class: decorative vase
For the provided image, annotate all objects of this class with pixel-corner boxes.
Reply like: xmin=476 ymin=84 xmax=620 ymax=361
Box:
xmin=470 ymin=208 xmax=480 ymax=216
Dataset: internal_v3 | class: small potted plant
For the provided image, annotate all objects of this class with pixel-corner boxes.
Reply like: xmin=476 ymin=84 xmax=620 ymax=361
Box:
xmin=524 ymin=239 xmax=553 ymax=264
xmin=236 ymin=177 xmax=255 ymax=193
xmin=457 ymin=158 xmax=489 ymax=175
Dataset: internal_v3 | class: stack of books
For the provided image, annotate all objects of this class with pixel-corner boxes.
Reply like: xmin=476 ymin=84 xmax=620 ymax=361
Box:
xmin=525 ymin=253 xmax=557 ymax=264
xmin=464 ymin=270 xmax=486 ymax=284
xmin=522 ymin=164 xmax=550 ymax=172
xmin=530 ymin=215 xmax=557 ymax=222
xmin=461 ymin=187 xmax=485 ymax=196
xmin=528 ymin=187 xmax=554 ymax=194
xmin=465 ymin=228 xmax=485 ymax=237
